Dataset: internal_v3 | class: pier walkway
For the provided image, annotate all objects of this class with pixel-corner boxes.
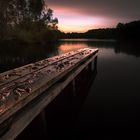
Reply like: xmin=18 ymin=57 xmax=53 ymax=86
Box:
xmin=0 ymin=48 xmax=98 ymax=140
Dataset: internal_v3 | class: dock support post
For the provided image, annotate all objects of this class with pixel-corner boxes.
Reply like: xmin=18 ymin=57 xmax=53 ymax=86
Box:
xmin=88 ymin=56 xmax=98 ymax=72
xmin=72 ymin=79 xmax=76 ymax=96
xmin=36 ymin=110 xmax=47 ymax=138
xmin=94 ymin=56 xmax=98 ymax=71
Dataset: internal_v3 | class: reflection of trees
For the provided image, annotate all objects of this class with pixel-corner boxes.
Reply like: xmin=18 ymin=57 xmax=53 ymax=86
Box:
xmin=0 ymin=0 xmax=58 ymax=41
xmin=88 ymin=40 xmax=140 ymax=57
xmin=59 ymin=40 xmax=117 ymax=48
xmin=0 ymin=42 xmax=59 ymax=73
xmin=59 ymin=40 xmax=140 ymax=57
xmin=0 ymin=40 xmax=140 ymax=73
xmin=114 ymin=41 xmax=140 ymax=57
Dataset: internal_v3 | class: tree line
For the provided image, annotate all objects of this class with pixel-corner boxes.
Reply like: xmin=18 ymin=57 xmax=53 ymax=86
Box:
xmin=60 ymin=20 xmax=140 ymax=41
xmin=0 ymin=0 xmax=59 ymax=43
xmin=0 ymin=1 xmax=139 ymax=43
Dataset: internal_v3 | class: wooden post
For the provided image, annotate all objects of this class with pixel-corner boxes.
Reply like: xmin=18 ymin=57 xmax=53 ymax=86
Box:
xmin=38 ymin=110 xmax=47 ymax=137
xmin=0 ymin=48 xmax=98 ymax=140
xmin=72 ymin=79 xmax=76 ymax=96
xmin=94 ymin=56 xmax=98 ymax=70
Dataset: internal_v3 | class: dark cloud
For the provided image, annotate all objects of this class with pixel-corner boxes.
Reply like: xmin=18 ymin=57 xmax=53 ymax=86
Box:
xmin=47 ymin=0 xmax=140 ymax=20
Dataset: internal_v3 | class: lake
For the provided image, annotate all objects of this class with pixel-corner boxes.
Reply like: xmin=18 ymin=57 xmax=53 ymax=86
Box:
xmin=1 ymin=39 xmax=140 ymax=139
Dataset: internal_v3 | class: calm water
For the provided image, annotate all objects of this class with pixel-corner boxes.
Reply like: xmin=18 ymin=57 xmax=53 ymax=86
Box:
xmin=1 ymin=40 xmax=140 ymax=139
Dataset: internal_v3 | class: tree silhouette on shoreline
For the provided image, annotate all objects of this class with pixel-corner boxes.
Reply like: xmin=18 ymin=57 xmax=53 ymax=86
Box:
xmin=0 ymin=0 xmax=58 ymax=42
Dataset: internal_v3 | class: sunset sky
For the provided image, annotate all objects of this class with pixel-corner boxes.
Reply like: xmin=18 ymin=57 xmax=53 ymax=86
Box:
xmin=47 ymin=0 xmax=140 ymax=32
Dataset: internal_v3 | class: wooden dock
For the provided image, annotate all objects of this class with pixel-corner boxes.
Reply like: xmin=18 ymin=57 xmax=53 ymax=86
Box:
xmin=0 ymin=48 xmax=98 ymax=140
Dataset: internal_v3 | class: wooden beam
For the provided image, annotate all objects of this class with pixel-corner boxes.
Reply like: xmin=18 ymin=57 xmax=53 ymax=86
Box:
xmin=1 ymin=51 xmax=98 ymax=140
xmin=0 ymin=48 xmax=98 ymax=139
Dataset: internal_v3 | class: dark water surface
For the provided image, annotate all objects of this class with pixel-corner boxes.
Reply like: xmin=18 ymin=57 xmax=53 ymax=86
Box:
xmin=1 ymin=39 xmax=140 ymax=139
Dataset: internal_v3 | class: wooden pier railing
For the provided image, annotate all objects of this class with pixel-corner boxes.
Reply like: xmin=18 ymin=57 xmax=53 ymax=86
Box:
xmin=0 ymin=48 xmax=98 ymax=140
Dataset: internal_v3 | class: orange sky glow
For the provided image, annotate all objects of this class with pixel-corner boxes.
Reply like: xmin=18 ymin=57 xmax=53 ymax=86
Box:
xmin=47 ymin=0 xmax=140 ymax=33
xmin=50 ymin=6 xmax=117 ymax=32
xmin=58 ymin=43 xmax=86 ymax=53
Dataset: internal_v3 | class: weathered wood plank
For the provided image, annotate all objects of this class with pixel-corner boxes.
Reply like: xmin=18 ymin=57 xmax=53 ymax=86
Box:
xmin=0 ymin=48 xmax=98 ymax=136
xmin=0 ymin=50 xmax=98 ymax=140
xmin=0 ymin=48 xmax=89 ymax=87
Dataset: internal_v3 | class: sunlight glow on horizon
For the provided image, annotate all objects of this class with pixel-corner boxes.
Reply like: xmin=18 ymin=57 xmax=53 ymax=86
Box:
xmin=47 ymin=0 xmax=140 ymax=33
xmin=58 ymin=43 xmax=86 ymax=54
xmin=51 ymin=6 xmax=116 ymax=32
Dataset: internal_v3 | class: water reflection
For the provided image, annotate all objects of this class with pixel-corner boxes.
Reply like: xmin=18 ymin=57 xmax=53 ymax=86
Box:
xmin=1 ymin=39 xmax=140 ymax=139
xmin=0 ymin=39 xmax=140 ymax=73
xmin=114 ymin=41 xmax=140 ymax=57
xmin=0 ymin=42 xmax=58 ymax=73
xmin=16 ymin=58 xmax=98 ymax=140
xmin=59 ymin=39 xmax=140 ymax=58
xmin=58 ymin=43 xmax=86 ymax=54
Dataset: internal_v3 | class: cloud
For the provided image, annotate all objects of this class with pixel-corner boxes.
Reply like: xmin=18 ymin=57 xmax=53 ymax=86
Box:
xmin=47 ymin=0 xmax=140 ymax=19
xmin=46 ymin=0 xmax=140 ymax=32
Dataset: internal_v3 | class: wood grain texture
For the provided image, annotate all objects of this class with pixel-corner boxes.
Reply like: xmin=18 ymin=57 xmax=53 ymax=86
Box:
xmin=0 ymin=48 xmax=98 ymax=139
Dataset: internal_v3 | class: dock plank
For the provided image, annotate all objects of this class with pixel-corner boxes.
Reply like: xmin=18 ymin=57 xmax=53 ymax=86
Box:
xmin=0 ymin=48 xmax=98 ymax=133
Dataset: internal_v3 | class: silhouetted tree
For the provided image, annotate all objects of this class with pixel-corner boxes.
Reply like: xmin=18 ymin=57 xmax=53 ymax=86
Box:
xmin=116 ymin=20 xmax=140 ymax=40
xmin=0 ymin=0 xmax=59 ymax=42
